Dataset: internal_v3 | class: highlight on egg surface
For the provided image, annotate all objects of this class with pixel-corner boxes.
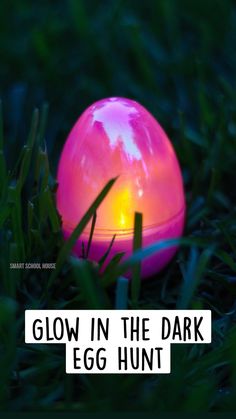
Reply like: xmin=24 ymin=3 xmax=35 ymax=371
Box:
xmin=56 ymin=97 xmax=185 ymax=278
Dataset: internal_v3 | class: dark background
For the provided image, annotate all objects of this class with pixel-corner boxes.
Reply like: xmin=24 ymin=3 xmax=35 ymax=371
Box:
xmin=0 ymin=0 xmax=236 ymax=413
xmin=1 ymin=0 xmax=235 ymax=171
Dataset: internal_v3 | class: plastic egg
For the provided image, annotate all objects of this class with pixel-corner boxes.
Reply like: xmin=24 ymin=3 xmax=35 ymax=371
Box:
xmin=56 ymin=97 xmax=185 ymax=278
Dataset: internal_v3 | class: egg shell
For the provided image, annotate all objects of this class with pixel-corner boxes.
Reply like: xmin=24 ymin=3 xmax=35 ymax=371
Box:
xmin=56 ymin=97 xmax=185 ymax=278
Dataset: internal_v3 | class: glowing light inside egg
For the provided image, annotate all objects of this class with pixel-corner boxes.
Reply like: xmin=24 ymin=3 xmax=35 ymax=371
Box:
xmin=56 ymin=97 xmax=185 ymax=278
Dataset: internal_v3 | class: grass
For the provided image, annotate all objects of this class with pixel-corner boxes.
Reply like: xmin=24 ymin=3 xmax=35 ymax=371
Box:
xmin=0 ymin=0 xmax=236 ymax=412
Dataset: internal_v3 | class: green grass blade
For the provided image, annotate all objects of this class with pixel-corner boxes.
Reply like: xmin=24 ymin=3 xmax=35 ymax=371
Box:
xmin=8 ymin=185 xmax=25 ymax=261
xmin=8 ymin=243 xmax=20 ymax=298
xmin=101 ymin=252 xmax=125 ymax=287
xmin=45 ymin=177 xmax=117 ymax=293
xmin=0 ymin=100 xmax=7 ymax=200
xmin=71 ymin=257 xmax=110 ymax=309
xmin=98 ymin=234 xmax=116 ymax=267
xmin=27 ymin=200 xmax=34 ymax=255
xmin=17 ymin=109 xmax=39 ymax=192
xmin=40 ymin=148 xmax=50 ymax=192
xmin=38 ymin=102 xmax=49 ymax=146
xmin=33 ymin=147 xmax=43 ymax=192
xmin=131 ymin=212 xmax=142 ymax=307
xmin=85 ymin=211 xmax=97 ymax=259
xmin=215 ymin=249 xmax=236 ymax=272
xmin=44 ymin=187 xmax=61 ymax=233
xmin=177 ymin=247 xmax=214 ymax=309
xmin=0 ymin=204 xmax=10 ymax=229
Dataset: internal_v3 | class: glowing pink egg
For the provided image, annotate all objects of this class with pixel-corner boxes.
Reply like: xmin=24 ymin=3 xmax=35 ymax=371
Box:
xmin=56 ymin=97 xmax=185 ymax=278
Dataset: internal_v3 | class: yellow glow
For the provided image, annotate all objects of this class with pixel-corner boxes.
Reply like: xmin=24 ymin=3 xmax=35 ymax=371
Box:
xmin=119 ymin=212 xmax=126 ymax=227
xmin=111 ymin=187 xmax=133 ymax=230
